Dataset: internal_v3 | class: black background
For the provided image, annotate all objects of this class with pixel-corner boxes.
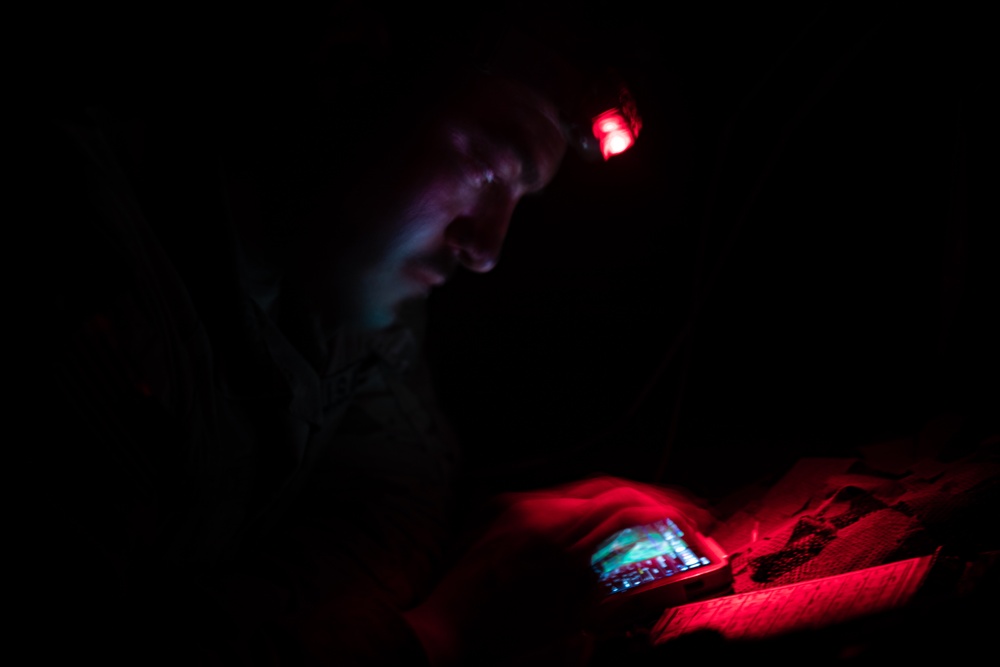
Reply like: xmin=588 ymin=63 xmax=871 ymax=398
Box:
xmin=17 ymin=6 xmax=995 ymax=663
xmin=21 ymin=2 xmax=993 ymax=500
xmin=422 ymin=3 xmax=995 ymax=499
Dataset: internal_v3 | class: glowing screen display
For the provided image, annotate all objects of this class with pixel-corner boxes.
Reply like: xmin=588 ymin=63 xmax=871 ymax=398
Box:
xmin=591 ymin=518 xmax=713 ymax=595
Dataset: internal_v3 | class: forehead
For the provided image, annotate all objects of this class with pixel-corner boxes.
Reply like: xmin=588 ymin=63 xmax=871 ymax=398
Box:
xmin=442 ymin=75 xmax=568 ymax=190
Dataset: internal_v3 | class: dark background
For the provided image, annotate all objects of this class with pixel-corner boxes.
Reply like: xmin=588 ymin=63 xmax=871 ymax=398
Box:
xmin=22 ymin=2 xmax=993 ymax=501
xmin=17 ymin=7 xmax=994 ymax=662
xmin=422 ymin=3 xmax=995 ymax=499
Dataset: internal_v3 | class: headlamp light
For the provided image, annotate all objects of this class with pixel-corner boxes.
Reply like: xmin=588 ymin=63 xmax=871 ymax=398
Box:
xmin=565 ymin=66 xmax=643 ymax=161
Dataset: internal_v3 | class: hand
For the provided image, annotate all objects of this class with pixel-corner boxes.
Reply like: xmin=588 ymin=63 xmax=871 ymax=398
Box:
xmin=403 ymin=475 xmax=717 ymax=666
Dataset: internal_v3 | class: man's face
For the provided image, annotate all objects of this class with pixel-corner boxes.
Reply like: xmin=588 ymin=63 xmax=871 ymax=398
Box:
xmin=293 ymin=76 xmax=569 ymax=334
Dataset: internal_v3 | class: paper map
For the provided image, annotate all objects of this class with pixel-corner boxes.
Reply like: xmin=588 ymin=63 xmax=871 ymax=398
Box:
xmin=650 ymin=553 xmax=936 ymax=643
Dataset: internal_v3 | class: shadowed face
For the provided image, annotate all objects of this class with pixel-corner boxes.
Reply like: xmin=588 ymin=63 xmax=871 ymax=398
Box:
xmin=290 ymin=75 xmax=569 ymax=334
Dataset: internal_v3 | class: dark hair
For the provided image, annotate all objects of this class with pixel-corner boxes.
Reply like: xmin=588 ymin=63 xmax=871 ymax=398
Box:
xmin=229 ymin=2 xmax=645 ymax=238
xmin=222 ymin=5 xmax=493 ymax=236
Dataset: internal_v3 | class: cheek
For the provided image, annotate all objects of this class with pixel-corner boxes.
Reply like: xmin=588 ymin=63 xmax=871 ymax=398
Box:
xmin=359 ymin=144 xmax=477 ymax=254
xmin=394 ymin=180 xmax=472 ymax=243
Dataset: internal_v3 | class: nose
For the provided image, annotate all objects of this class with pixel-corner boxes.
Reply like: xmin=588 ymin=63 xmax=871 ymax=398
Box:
xmin=444 ymin=198 xmax=517 ymax=273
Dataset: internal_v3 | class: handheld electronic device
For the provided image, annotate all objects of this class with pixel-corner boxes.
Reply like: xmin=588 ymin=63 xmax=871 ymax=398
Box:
xmin=589 ymin=515 xmax=733 ymax=629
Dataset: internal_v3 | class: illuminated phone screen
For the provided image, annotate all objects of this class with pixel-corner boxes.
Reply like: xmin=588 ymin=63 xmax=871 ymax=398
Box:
xmin=591 ymin=518 xmax=715 ymax=595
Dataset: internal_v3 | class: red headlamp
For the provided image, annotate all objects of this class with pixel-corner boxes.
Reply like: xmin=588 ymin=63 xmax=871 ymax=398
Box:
xmin=478 ymin=28 xmax=643 ymax=162
xmin=592 ymin=100 xmax=640 ymax=159
xmin=572 ymin=68 xmax=643 ymax=161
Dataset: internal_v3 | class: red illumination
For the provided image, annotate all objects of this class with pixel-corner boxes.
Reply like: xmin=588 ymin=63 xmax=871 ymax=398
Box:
xmin=592 ymin=108 xmax=636 ymax=160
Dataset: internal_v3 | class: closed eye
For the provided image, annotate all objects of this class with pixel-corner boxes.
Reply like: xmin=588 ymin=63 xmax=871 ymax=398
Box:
xmin=466 ymin=156 xmax=497 ymax=189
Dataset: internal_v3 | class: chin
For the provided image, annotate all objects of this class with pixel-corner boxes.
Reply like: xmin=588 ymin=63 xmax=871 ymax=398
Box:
xmin=345 ymin=313 xmax=396 ymax=334
xmin=356 ymin=301 xmax=417 ymax=333
xmin=337 ymin=281 xmax=428 ymax=334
